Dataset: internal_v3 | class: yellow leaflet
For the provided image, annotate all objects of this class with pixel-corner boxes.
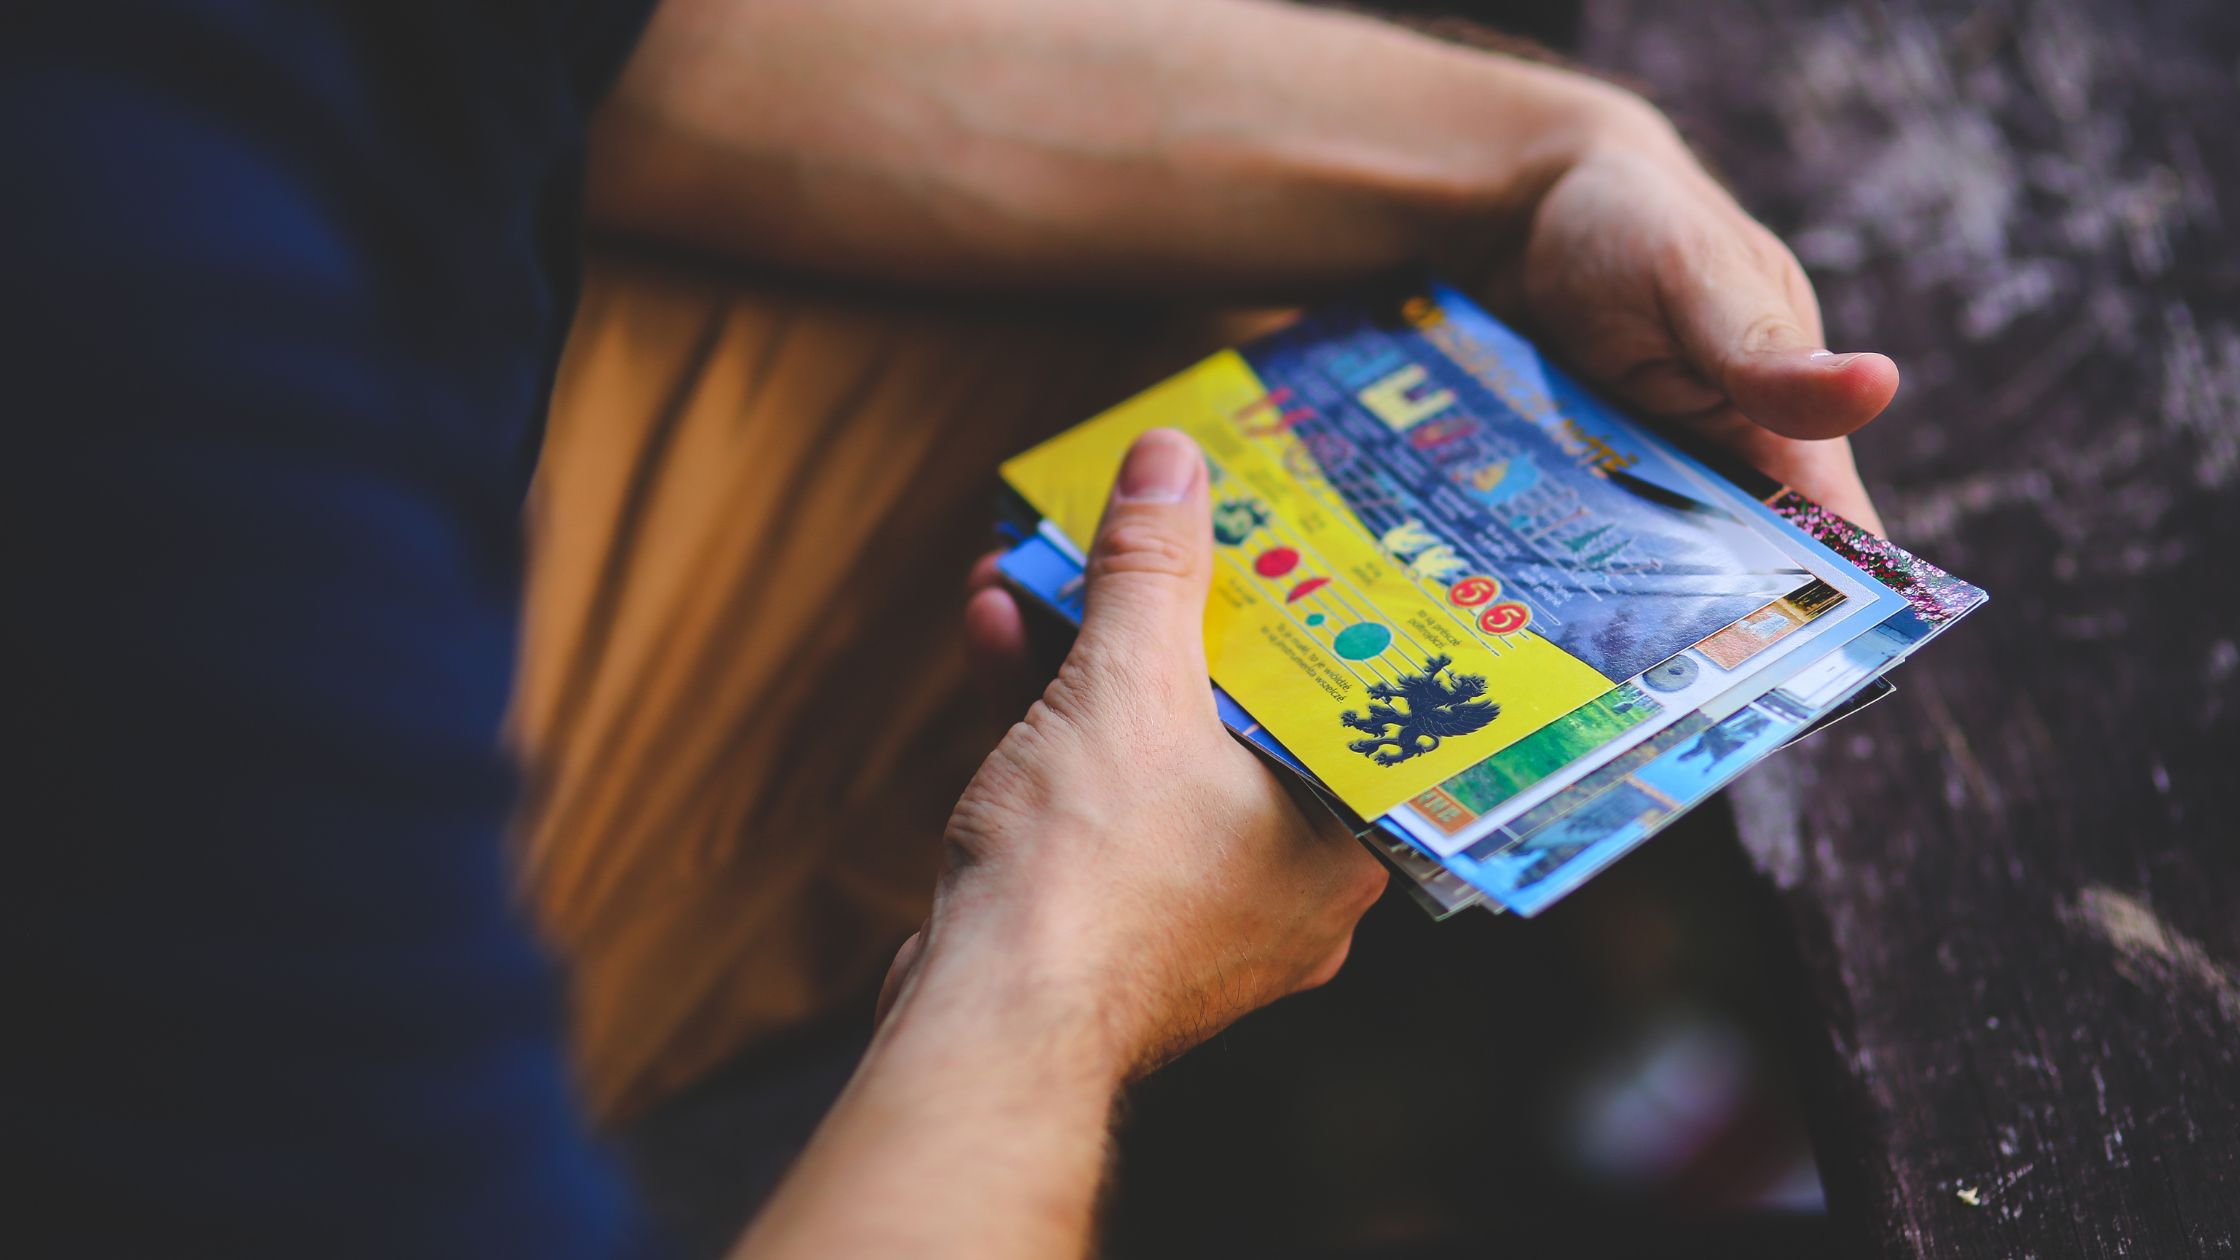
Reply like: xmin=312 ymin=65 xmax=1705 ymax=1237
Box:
xmin=1002 ymin=351 xmax=1610 ymax=818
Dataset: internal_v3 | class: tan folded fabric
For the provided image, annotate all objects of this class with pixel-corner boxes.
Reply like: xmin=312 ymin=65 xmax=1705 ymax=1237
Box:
xmin=515 ymin=249 xmax=1247 ymax=1121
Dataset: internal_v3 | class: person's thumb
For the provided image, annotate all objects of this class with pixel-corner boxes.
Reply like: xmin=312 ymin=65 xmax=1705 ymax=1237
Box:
xmin=1664 ymin=242 xmax=1899 ymax=441
xmin=1071 ymin=428 xmax=1214 ymax=699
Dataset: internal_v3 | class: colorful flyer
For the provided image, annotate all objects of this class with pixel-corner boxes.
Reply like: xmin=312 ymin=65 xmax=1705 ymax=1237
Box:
xmin=1387 ymin=513 xmax=1892 ymax=856
xmin=1005 ymin=349 xmax=1615 ymax=818
xmin=1438 ymin=608 xmax=1939 ymax=914
xmin=1005 ymin=285 xmax=1906 ymax=820
xmin=1430 ymin=514 xmax=1987 ymax=914
xmin=996 ymin=489 xmax=1982 ymax=919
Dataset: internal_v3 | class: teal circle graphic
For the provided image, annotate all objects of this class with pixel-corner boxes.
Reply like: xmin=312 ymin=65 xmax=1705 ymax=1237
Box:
xmin=1332 ymin=622 xmax=1393 ymax=660
xmin=1305 ymin=612 xmax=1327 ymax=627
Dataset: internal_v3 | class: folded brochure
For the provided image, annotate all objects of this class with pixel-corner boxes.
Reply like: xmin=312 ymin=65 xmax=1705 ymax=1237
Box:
xmin=998 ymin=283 xmax=1983 ymax=916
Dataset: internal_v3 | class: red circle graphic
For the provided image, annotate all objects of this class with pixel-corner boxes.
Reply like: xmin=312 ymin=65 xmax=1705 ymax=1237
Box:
xmin=1478 ymin=601 xmax=1532 ymax=635
xmin=1255 ymin=547 xmax=1301 ymax=578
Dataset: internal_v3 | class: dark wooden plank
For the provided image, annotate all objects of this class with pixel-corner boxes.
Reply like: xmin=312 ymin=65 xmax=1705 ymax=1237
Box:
xmin=1584 ymin=0 xmax=2240 ymax=1252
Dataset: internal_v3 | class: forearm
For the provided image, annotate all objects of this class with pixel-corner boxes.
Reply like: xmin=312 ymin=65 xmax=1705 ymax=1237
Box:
xmin=731 ymin=937 xmax=1127 ymax=1260
xmin=591 ymin=0 xmax=1668 ymax=293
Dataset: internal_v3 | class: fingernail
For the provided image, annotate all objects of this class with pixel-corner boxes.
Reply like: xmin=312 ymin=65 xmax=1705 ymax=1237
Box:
xmin=1810 ymin=350 xmax=1865 ymax=368
xmin=1116 ymin=429 xmax=1199 ymax=503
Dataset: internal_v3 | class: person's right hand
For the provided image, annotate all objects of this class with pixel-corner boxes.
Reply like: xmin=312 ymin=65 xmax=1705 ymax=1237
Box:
xmin=1467 ymin=89 xmax=1893 ymax=533
xmin=880 ymin=429 xmax=1389 ymax=1081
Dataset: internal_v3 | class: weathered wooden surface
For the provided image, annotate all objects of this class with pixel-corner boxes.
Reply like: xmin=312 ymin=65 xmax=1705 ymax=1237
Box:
xmin=1586 ymin=0 xmax=2240 ymax=1252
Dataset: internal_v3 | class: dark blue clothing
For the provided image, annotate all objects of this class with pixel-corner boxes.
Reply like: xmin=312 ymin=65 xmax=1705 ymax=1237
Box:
xmin=7 ymin=4 xmax=657 ymax=1255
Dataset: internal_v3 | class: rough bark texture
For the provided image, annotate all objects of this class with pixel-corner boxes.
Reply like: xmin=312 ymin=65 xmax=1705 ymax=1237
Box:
xmin=1586 ymin=0 xmax=2240 ymax=1253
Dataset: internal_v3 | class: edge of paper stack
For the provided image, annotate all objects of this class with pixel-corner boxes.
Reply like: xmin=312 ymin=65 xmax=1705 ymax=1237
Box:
xmin=994 ymin=283 xmax=1986 ymax=919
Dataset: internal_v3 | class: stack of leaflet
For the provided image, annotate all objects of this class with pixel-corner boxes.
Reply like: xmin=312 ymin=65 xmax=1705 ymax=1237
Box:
xmin=995 ymin=285 xmax=1985 ymax=918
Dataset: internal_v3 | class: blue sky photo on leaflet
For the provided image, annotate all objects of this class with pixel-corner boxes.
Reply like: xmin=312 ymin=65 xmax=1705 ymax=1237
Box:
xmin=1242 ymin=300 xmax=1810 ymax=682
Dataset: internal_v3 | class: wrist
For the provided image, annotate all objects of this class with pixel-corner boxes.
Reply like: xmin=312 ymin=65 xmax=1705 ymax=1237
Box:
xmin=1555 ymin=81 xmax=1696 ymax=184
xmin=879 ymin=918 xmax=1138 ymax=1092
xmin=1365 ymin=36 xmax=1688 ymax=270
xmin=750 ymin=908 xmax=1126 ymax=1257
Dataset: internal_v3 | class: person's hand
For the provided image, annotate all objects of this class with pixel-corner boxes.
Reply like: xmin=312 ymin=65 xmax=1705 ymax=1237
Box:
xmin=1470 ymin=94 xmax=1892 ymax=533
xmin=880 ymin=429 xmax=1388 ymax=1081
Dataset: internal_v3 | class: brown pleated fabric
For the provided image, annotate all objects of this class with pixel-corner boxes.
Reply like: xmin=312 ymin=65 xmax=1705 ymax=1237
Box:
xmin=514 ymin=249 xmax=1253 ymax=1122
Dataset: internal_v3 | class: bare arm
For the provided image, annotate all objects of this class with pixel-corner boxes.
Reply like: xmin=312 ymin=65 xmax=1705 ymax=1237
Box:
xmin=594 ymin=0 xmax=1894 ymax=526
xmin=591 ymin=0 xmax=1629 ymax=293
xmin=735 ymin=947 xmax=1124 ymax=1257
